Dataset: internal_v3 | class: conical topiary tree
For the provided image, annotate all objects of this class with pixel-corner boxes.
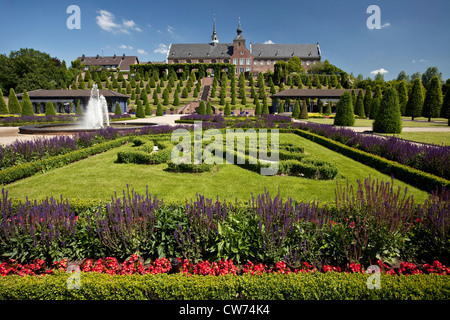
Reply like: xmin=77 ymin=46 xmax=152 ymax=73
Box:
xmin=324 ymin=103 xmax=332 ymax=115
xmin=354 ymin=90 xmax=365 ymax=118
xmin=45 ymin=101 xmax=56 ymax=116
xmin=224 ymin=102 xmax=231 ymax=116
xmin=422 ymin=76 xmax=443 ymax=122
xmin=363 ymin=86 xmax=372 ymax=117
xmin=397 ymin=81 xmax=408 ymax=116
xmin=292 ymin=100 xmax=300 ymax=118
xmin=441 ymin=86 xmax=450 ymax=126
xmin=262 ymin=100 xmax=269 ymax=115
xmin=156 ymin=103 xmax=164 ymax=116
xmin=114 ymin=102 xmax=122 ymax=115
xmin=299 ymin=101 xmax=308 ymax=119
xmin=76 ymin=100 xmax=83 ymax=115
xmin=145 ymin=102 xmax=152 ymax=116
xmin=198 ymin=101 xmax=206 ymax=115
xmin=278 ymin=101 xmax=285 ymax=113
xmin=373 ymin=87 xmax=402 ymax=133
xmin=136 ymin=100 xmax=145 ymax=118
xmin=8 ymin=88 xmax=21 ymax=114
xmin=333 ymin=92 xmax=354 ymax=126
xmin=369 ymin=98 xmax=380 ymax=121
xmin=405 ymin=78 xmax=424 ymax=120
xmin=206 ymin=101 xmax=213 ymax=115
xmin=254 ymin=100 xmax=261 ymax=116
xmin=0 ymin=89 xmax=9 ymax=114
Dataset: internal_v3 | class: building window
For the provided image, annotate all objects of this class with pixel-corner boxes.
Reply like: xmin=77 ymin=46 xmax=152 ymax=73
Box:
xmin=246 ymin=67 xmax=251 ymax=72
xmin=267 ymin=60 xmax=271 ymax=65
xmin=246 ymin=59 xmax=251 ymax=65
xmin=254 ymin=60 xmax=258 ymax=65
xmin=306 ymin=61 xmax=310 ymax=66
xmin=233 ymin=58 xmax=238 ymax=65
xmin=240 ymin=51 xmax=244 ymax=55
xmin=240 ymin=59 xmax=245 ymax=65
xmin=240 ymin=68 xmax=244 ymax=73
xmin=235 ymin=68 xmax=238 ymax=74
xmin=260 ymin=61 xmax=264 ymax=65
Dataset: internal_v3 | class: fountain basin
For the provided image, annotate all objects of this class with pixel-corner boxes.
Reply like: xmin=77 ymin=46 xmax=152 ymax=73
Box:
xmin=18 ymin=122 xmax=158 ymax=135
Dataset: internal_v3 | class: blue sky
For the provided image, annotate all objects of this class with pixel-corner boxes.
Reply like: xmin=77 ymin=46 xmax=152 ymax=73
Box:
xmin=0 ymin=0 xmax=449 ymax=81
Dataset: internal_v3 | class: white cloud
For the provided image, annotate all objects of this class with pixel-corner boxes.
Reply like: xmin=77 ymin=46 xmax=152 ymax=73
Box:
xmin=167 ymin=25 xmax=175 ymax=36
xmin=96 ymin=10 xmax=142 ymax=34
xmin=412 ymin=58 xmax=428 ymax=64
xmin=119 ymin=44 xmax=134 ymax=50
xmin=370 ymin=68 xmax=389 ymax=75
xmin=123 ymin=19 xmax=142 ymax=32
xmin=263 ymin=40 xmax=275 ymax=44
xmin=154 ymin=43 xmax=168 ymax=54
xmin=380 ymin=22 xmax=391 ymax=29
xmin=137 ymin=49 xmax=148 ymax=55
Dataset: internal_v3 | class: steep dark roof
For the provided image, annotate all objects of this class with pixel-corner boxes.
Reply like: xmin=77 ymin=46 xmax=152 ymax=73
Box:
xmin=251 ymin=44 xmax=321 ymax=59
xmin=168 ymin=43 xmax=233 ymax=59
xmin=271 ymin=89 xmax=365 ymax=99
xmin=77 ymin=55 xmax=139 ymax=71
xmin=17 ymin=89 xmax=129 ymax=99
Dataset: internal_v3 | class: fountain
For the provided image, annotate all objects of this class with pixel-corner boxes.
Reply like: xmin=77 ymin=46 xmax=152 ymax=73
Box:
xmin=82 ymin=84 xmax=110 ymax=129
xmin=18 ymin=85 xmax=157 ymax=135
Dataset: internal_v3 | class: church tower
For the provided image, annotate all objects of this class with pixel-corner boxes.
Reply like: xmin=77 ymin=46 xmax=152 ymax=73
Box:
xmin=210 ymin=15 xmax=219 ymax=45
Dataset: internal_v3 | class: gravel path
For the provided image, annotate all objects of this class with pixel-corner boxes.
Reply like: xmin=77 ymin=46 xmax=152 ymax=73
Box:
xmin=0 ymin=115 xmax=448 ymax=145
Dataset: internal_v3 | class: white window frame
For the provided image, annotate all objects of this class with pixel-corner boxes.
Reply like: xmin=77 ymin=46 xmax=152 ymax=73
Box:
xmin=246 ymin=58 xmax=251 ymax=65
xmin=240 ymin=58 xmax=245 ymax=65
xmin=233 ymin=58 xmax=238 ymax=65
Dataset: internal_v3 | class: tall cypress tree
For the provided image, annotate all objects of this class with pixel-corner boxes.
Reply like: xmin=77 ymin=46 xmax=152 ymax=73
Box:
xmin=156 ymin=103 xmax=164 ymax=116
xmin=136 ymin=100 xmax=145 ymax=118
xmin=422 ymin=76 xmax=443 ymax=121
xmin=198 ymin=101 xmax=206 ymax=115
xmin=254 ymin=100 xmax=261 ymax=116
xmin=292 ymin=100 xmax=300 ymax=118
xmin=369 ymin=98 xmax=380 ymax=121
xmin=373 ymin=87 xmax=402 ymax=133
xmin=363 ymin=86 xmax=372 ymax=117
xmin=354 ymin=90 xmax=365 ymax=118
xmin=21 ymin=90 xmax=34 ymax=116
xmin=45 ymin=101 xmax=56 ymax=116
xmin=405 ymin=78 xmax=424 ymax=120
xmin=397 ymin=81 xmax=408 ymax=116
xmin=299 ymin=101 xmax=309 ymax=119
xmin=206 ymin=101 xmax=213 ymax=115
xmin=333 ymin=92 xmax=354 ymax=126
xmin=0 ymin=89 xmax=9 ymax=114
xmin=76 ymin=100 xmax=83 ymax=115
xmin=8 ymin=88 xmax=21 ymax=114
xmin=262 ymin=100 xmax=269 ymax=115
xmin=441 ymin=86 xmax=450 ymax=124
xmin=224 ymin=102 xmax=231 ymax=116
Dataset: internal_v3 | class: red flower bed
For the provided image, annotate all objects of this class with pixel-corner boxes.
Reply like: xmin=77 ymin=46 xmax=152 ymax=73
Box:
xmin=1 ymin=256 xmax=449 ymax=277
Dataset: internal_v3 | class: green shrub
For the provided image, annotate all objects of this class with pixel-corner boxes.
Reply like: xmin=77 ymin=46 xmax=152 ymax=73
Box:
xmin=166 ymin=161 xmax=213 ymax=173
xmin=8 ymin=88 xmax=21 ymax=114
xmin=422 ymin=76 xmax=443 ymax=121
xmin=291 ymin=129 xmax=450 ymax=192
xmin=156 ymin=103 xmax=164 ymax=116
xmin=373 ymin=87 xmax=402 ymax=133
xmin=0 ymin=90 xmax=8 ymax=114
xmin=1 ymin=272 xmax=449 ymax=300
xmin=45 ymin=102 xmax=56 ymax=116
xmin=299 ymin=101 xmax=308 ymax=119
xmin=20 ymin=91 xmax=34 ymax=116
xmin=136 ymin=100 xmax=145 ymax=118
xmin=0 ymin=137 xmax=129 ymax=185
xmin=333 ymin=92 xmax=354 ymax=126
xmin=114 ymin=102 xmax=122 ymax=115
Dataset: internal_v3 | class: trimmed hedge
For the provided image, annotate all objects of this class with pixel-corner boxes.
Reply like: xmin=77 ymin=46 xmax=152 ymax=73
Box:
xmin=290 ymin=129 xmax=450 ymax=192
xmin=0 ymin=137 xmax=129 ymax=185
xmin=1 ymin=272 xmax=449 ymax=300
xmin=166 ymin=161 xmax=214 ymax=173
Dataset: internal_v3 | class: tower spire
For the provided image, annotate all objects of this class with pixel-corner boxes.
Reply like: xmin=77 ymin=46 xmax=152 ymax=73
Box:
xmin=211 ymin=14 xmax=219 ymax=45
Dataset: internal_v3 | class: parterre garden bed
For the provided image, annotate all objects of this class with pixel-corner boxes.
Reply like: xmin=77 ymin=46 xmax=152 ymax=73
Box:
xmin=0 ymin=117 xmax=449 ymax=299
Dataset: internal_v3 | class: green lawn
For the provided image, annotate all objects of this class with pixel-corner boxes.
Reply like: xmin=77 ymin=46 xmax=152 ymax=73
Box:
xmin=4 ymin=133 xmax=429 ymax=204
xmin=303 ymin=117 xmax=449 ymax=127
xmin=379 ymin=132 xmax=450 ymax=146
